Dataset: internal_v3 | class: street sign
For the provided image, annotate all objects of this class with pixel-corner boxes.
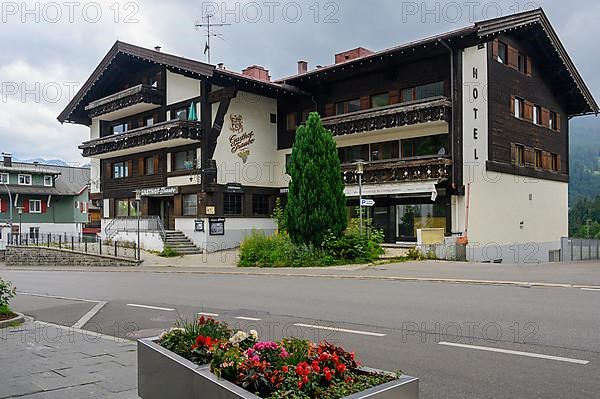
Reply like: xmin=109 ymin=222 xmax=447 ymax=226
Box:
xmin=360 ymin=199 xmax=375 ymax=207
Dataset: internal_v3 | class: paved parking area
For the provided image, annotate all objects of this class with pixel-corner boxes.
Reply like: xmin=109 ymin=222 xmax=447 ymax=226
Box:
xmin=0 ymin=322 xmax=138 ymax=399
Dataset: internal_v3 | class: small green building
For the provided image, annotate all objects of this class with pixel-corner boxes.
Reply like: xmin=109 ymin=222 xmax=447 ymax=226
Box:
xmin=0 ymin=153 xmax=90 ymax=246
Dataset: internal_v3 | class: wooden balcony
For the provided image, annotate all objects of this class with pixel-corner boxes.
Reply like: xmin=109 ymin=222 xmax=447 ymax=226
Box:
xmin=80 ymin=120 xmax=202 ymax=158
xmin=84 ymin=84 xmax=163 ymax=119
xmin=322 ymin=97 xmax=451 ymax=136
xmin=341 ymin=156 xmax=452 ymax=185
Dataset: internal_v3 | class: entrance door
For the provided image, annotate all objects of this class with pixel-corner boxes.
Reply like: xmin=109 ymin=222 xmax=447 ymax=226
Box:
xmin=160 ymin=198 xmax=174 ymax=230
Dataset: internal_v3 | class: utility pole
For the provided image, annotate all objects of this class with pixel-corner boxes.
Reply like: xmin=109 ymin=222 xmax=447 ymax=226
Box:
xmin=194 ymin=14 xmax=231 ymax=64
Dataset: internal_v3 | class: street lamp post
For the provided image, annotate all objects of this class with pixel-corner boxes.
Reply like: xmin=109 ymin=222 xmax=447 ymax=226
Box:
xmin=135 ymin=191 xmax=141 ymax=261
xmin=16 ymin=206 xmax=23 ymax=245
xmin=355 ymin=160 xmax=365 ymax=236
xmin=2 ymin=183 xmax=13 ymax=242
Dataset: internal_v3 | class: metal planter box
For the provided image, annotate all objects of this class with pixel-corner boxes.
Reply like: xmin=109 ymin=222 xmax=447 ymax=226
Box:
xmin=138 ymin=339 xmax=419 ymax=399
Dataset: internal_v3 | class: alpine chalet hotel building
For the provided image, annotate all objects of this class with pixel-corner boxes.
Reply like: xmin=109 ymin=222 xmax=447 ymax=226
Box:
xmin=59 ymin=9 xmax=597 ymax=262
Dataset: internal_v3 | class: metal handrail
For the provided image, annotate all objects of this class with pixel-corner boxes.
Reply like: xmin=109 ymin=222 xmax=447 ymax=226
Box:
xmin=104 ymin=216 xmax=166 ymax=240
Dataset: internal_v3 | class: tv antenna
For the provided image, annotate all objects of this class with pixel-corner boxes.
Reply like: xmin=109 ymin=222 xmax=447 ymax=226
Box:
xmin=194 ymin=14 xmax=231 ymax=64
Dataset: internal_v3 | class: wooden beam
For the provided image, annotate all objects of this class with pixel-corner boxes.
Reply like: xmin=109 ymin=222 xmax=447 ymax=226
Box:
xmin=207 ymin=86 xmax=238 ymax=104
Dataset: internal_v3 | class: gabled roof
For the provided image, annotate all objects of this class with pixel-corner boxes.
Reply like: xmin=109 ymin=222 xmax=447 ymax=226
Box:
xmin=279 ymin=8 xmax=597 ymax=116
xmin=58 ymin=41 xmax=216 ymax=124
xmin=0 ymin=163 xmax=89 ymax=196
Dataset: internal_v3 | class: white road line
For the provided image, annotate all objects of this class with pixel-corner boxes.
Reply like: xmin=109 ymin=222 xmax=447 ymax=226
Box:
xmin=72 ymin=301 xmax=107 ymax=329
xmin=294 ymin=323 xmax=386 ymax=337
xmin=36 ymin=321 xmax=131 ymax=344
xmin=581 ymin=288 xmax=600 ymax=292
xmin=18 ymin=292 xmax=101 ymax=303
xmin=197 ymin=312 xmax=220 ymax=317
xmin=235 ymin=316 xmax=262 ymax=321
xmin=127 ymin=303 xmax=174 ymax=312
xmin=438 ymin=342 xmax=589 ymax=365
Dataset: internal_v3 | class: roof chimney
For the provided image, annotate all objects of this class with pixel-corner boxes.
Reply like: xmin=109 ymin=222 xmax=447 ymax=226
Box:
xmin=297 ymin=60 xmax=308 ymax=74
xmin=217 ymin=63 xmax=225 ymax=70
xmin=335 ymin=47 xmax=374 ymax=64
xmin=154 ymin=46 xmax=162 ymax=52
xmin=242 ymin=65 xmax=271 ymax=82
xmin=2 ymin=152 xmax=12 ymax=167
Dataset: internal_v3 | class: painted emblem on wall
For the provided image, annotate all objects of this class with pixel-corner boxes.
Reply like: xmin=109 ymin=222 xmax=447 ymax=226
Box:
xmin=229 ymin=114 xmax=255 ymax=164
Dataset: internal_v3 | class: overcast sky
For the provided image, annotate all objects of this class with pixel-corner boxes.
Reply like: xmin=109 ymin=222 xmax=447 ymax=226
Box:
xmin=0 ymin=0 xmax=598 ymax=164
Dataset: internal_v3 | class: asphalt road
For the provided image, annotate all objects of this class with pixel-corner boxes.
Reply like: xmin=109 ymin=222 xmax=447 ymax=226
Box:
xmin=2 ymin=269 xmax=600 ymax=398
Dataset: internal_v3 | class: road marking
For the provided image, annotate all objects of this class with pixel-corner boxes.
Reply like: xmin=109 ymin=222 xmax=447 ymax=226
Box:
xmin=235 ymin=316 xmax=261 ymax=321
xmin=438 ymin=342 xmax=589 ymax=365
xmin=581 ymin=288 xmax=600 ymax=292
xmin=36 ymin=321 xmax=131 ymax=344
xmin=294 ymin=323 xmax=386 ymax=337
xmin=127 ymin=303 xmax=174 ymax=312
xmin=18 ymin=292 xmax=101 ymax=303
xmin=72 ymin=301 xmax=107 ymax=329
xmin=197 ymin=312 xmax=220 ymax=317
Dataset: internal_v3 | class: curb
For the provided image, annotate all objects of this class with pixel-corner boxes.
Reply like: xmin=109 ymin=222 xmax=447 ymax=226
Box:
xmin=0 ymin=312 xmax=25 ymax=329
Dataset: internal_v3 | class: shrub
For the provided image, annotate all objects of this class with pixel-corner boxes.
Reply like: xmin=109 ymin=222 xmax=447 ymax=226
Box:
xmin=0 ymin=278 xmax=16 ymax=312
xmin=322 ymin=218 xmax=384 ymax=263
xmin=159 ymin=246 xmax=180 ymax=258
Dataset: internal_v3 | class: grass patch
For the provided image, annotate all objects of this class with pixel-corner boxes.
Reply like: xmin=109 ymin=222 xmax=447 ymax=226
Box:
xmin=159 ymin=246 xmax=181 ymax=258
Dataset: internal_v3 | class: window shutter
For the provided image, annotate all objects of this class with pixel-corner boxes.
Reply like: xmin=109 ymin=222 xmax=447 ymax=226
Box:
xmin=23 ymin=199 xmax=29 ymax=213
xmin=556 ymin=113 xmax=561 ymax=132
xmin=0 ymin=199 xmax=6 ymax=213
xmin=491 ymin=39 xmax=499 ymax=60
xmin=41 ymin=200 xmax=47 ymax=213
xmin=510 ymin=95 xmax=515 ymax=116
xmin=154 ymin=156 xmax=159 ymax=174
xmin=127 ymin=160 xmax=133 ymax=177
xmin=508 ymin=46 xmax=518 ymax=69
xmin=557 ymin=155 xmax=562 ymax=173
xmin=541 ymin=109 xmax=550 ymax=128
xmin=138 ymin=158 xmax=144 ymax=176
xmin=360 ymin=96 xmax=370 ymax=110
xmin=526 ymin=57 xmax=532 ymax=77
xmin=105 ymin=162 xmax=111 ymax=179
xmin=524 ymin=147 xmax=535 ymax=167
xmin=524 ymin=102 xmax=533 ymax=122
xmin=324 ymin=103 xmax=335 ymax=117
xmin=542 ymin=151 xmax=551 ymax=170
xmin=510 ymin=143 xmax=517 ymax=165
xmin=389 ymin=89 xmax=400 ymax=105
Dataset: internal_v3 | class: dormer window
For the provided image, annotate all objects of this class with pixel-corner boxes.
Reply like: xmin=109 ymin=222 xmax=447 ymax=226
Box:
xmin=18 ymin=174 xmax=32 ymax=185
xmin=44 ymin=175 xmax=53 ymax=187
xmin=0 ymin=173 xmax=8 ymax=184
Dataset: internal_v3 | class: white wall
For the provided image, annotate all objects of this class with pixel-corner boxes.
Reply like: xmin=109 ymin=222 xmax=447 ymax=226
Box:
xmin=176 ymin=217 xmax=276 ymax=253
xmin=458 ymin=43 xmax=567 ymax=263
xmin=112 ymin=231 xmax=164 ymax=252
xmin=212 ymin=91 xmax=288 ymax=188
xmin=166 ymin=70 xmax=201 ymax=105
xmin=90 ymin=158 xmax=101 ymax=194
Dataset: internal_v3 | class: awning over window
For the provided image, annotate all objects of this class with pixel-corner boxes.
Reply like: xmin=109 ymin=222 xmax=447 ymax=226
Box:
xmin=344 ymin=180 xmax=439 ymax=201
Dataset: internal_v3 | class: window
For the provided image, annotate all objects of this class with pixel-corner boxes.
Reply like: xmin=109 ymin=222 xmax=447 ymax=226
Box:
xmin=498 ymin=41 xmax=508 ymax=65
xmin=116 ymin=199 xmax=129 ymax=217
xmin=549 ymin=111 xmax=558 ymax=131
xmin=518 ymin=52 xmax=527 ymax=74
xmin=112 ymin=123 xmax=128 ymax=134
xmin=335 ymin=98 xmax=360 ymax=115
xmin=533 ymin=105 xmax=541 ymax=125
xmin=551 ymin=153 xmax=559 ymax=172
xmin=401 ymin=135 xmax=449 ymax=158
xmin=29 ymin=227 xmax=39 ymax=240
xmin=370 ymin=141 xmax=400 ymax=161
xmin=172 ymin=108 xmax=187 ymax=121
xmin=173 ymin=150 xmax=196 ymax=171
xmin=338 ymin=144 xmax=369 ymax=164
xmin=183 ymin=194 xmax=198 ymax=216
xmin=146 ymin=116 xmax=155 ymax=127
xmin=0 ymin=173 xmax=8 ymax=184
xmin=286 ymin=112 xmax=296 ymax=131
xmin=29 ymin=199 xmax=42 ymax=213
xmin=145 ymin=157 xmax=155 ymax=176
xmin=535 ymin=149 xmax=543 ymax=169
xmin=224 ymin=193 xmax=243 ymax=215
xmin=514 ymin=97 xmax=524 ymax=118
xmin=401 ymin=88 xmax=415 ymax=103
xmin=112 ymin=162 xmax=129 ymax=179
xmin=18 ymin=174 xmax=32 ymax=185
xmin=515 ymin=144 xmax=525 ymax=167
xmin=371 ymin=93 xmax=390 ymax=108
xmin=252 ymin=194 xmax=270 ymax=216
xmin=43 ymin=175 xmax=53 ymax=187
xmin=415 ymin=81 xmax=444 ymax=100
xmin=270 ymin=113 xmax=277 ymax=124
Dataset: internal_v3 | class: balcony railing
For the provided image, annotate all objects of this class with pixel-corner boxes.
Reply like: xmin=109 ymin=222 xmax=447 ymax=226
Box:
xmin=341 ymin=156 xmax=452 ymax=185
xmin=323 ymin=97 xmax=451 ymax=136
xmin=79 ymin=120 xmax=202 ymax=157
xmin=84 ymin=84 xmax=163 ymax=118
xmin=104 ymin=216 xmax=166 ymax=240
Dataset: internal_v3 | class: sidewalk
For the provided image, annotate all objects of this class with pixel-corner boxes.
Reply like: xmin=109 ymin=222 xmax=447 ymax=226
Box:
xmin=0 ymin=321 xmax=138 ymax=398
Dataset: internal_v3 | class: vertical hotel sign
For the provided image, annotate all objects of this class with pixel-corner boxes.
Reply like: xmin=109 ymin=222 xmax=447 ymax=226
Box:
xmin=462 ymin=44 xmax=489 ymax=184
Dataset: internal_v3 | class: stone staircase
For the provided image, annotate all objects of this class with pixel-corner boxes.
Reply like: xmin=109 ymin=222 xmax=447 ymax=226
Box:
xmin=163 ymin=231 xmax=203 ymax=255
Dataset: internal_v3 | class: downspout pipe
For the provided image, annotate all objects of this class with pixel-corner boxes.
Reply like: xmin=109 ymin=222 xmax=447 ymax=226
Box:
xmin=438 ymin=39 xmax=455 ymax=190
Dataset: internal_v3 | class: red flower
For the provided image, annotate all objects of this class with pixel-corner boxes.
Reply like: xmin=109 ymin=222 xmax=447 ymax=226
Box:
xmin=281 ymin=365 xmax=289 ymax=373
xmin=336 ymin=363 xmax=346 ymax=374
xmin=324 ymin=367 xmax=332 ymax=381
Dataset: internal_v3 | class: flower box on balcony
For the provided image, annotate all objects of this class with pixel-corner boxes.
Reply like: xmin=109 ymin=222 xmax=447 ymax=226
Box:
xmin=137 ymin=338 xmax=419 ymax=399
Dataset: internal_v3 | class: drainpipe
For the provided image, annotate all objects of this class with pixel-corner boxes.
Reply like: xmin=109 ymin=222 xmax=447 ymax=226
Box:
xmin=438 ymin=39 xmax=455 ymax=190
